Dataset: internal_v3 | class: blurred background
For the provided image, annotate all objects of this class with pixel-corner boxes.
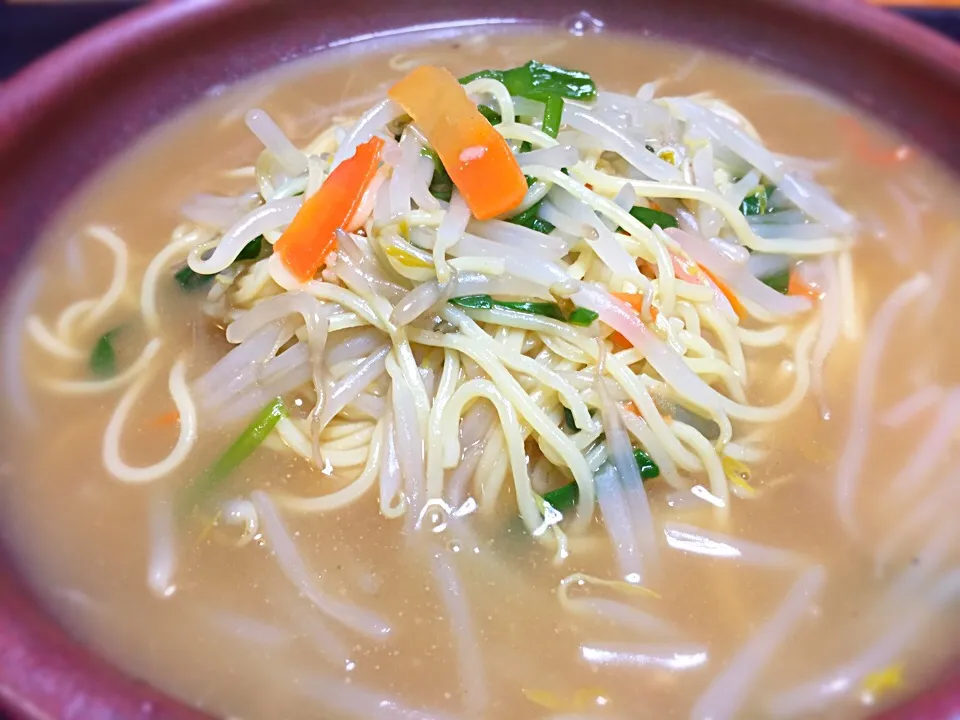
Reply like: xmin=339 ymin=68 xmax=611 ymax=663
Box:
xmin=1 ymin=0 xmax=959 ymax=80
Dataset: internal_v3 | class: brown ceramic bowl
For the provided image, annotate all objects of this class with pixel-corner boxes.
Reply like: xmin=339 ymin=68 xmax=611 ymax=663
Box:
xmin=0 ymin=1 xmax=959 ymax=718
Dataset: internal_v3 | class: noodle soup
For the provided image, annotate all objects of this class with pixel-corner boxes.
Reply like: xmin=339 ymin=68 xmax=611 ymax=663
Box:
xmin=2 ymin=28 xmax=959 ymax=720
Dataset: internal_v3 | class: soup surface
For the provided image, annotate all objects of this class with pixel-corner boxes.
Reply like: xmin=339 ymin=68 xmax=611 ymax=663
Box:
xmin=2 ymin=28 xmax=959 ymax=720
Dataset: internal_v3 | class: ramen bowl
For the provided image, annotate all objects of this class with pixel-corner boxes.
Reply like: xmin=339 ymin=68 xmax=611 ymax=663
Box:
xmin=0 ymin=1 xmax=959 ymax=719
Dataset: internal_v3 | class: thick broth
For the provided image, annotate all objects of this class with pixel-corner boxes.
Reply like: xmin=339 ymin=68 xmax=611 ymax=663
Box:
xmin=2 ymin=29 xmax=959 ymax=720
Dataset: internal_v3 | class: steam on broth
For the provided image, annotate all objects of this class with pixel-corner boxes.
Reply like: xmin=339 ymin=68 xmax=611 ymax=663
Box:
xmin=2 ymin=28 xmax=959 ymax=720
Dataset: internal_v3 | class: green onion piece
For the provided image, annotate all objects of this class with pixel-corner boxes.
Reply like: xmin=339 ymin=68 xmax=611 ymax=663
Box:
xmin=544 ymin=448 xmax=659 ymax=513
xmin=174 ymin=265 xmax=215 ymax=292
xmin=175 ymin=236 xmax=263 ymax=292
xmin=541 ymin=95 xmax=564 ymax=139
xmin=633 ymin=448 xmax=660 ymax=480
xmin=562 ymin=406 xmax=580 ymax=432
xmin=180 ymin=397 xmax=286 ymax=514
xmin=459 ymin=69 xmax=505 ymax=85
xmin=235 ymin=235 xmax=264 ymax=262
xmin=508 ymin=200 xmax=556 ymax=235
xmin=421 ymin=147 xmax=453 ymax=202
xmin=89 ymin=329 xmax=119 ymax=378
xmin=461 ymin=61 xmax=596 ymax=102
xmin=629 ymin=206 xmax=679 ymax=230
xmin=450 ymin=295 xmax=596 ymax=325
xmin=449 ymin=294 xmax=495 ymax=310
xmin=496 ymin=299 xmax=566 ymax=321
xmin=760 ymin=268 xmax=790 ymax=294
xmin=567 ymin=307 xmax=599 ymax=327
xmin=505 ymin=61 xmax=597 ymax=101
xmin=477 ymin=105 xmax=502 ymax=125
xmin=542 ymin=481 xmax=579 ymax=511
xmin=740 ymin=185 xmax=773 ymax=216
xmin=527 ymin=216 xmax=555 ymax=234
xmin=519 ymin=140 xmax=533 ymax=154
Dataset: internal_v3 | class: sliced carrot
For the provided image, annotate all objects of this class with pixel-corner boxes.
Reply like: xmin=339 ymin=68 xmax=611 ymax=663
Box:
xmin=636 ymin=258 xmax=657 ymax=279
xmin=611 ymin=291 xmax=659 ymax=322
xmin=669 ymin=252 xmax=745 ymax=320
xmin=610 ymin=331 xmax=631 ymax=350
xmin=388 ymin=65 xmax=527 ymax=220
xmin=275 ymin=136 xmax=384 ymax=282
xmin=699 ymin=265 xmax=746 ymax=320
xmin=788 ymin=268 xmax=824 ymax=301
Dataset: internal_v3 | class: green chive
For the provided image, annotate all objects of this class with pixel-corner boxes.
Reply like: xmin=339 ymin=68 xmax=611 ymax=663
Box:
xmin=567 ymin=307 xmax=599 ymax=327
xmin=174 ymin=265 xmax=215 ymax=292
xmin=629 ymin=206 xmax=678 ymax=230
xmin=461 ymin=61 xmax=596 ymax=102
xmin=541 ymin=95 xmax=564 ymax=139
xmin=477 ymin=105 xmax=502 ymax=125
xmin=421 ymin=147 xmax=453 ymax=202
xmin=449 ymin=294 xmax=495 ymax=310
xmin=89 ymin=329 xmax=120 ymax=378
xmin=235 ymin=235 xmax=264 ymax=262
xmin=179 ymin=397 xmax=286 ymax=515
xmin=542 ymin=481 xmax=579 ymax=511
xmin=633 ymin=448 xmax=660 ymax=480
xmin=175 ymin=236 xmax=263 ymax=292
xmin=542 ymin=449 xmax=657 ymax=513
xmin=450 ymin=295 xmax=597 ymax=326
xmin=740 ymin=185 xmax=774 ymax=216
xmin=508 ymin=200 xmax=556 ymax=235
xmin=495 ymin=300 xmax=566 ymax=321
xmin=459 ymin=69 xmax=505 ymax=85
xmin=760 ymin=268 xmax=790 ymax=294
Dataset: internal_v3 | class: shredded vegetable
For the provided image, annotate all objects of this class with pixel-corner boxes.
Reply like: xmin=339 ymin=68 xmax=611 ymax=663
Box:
xmin=628 ymin=205 xmax=679 ymax=230
xmin=179 ymin=397 xmax=286 ymax=514
xmin=461 ymin=60 xmax=597 ymax=101
xmin=740 ymin=185 xmax=772 ymax=216
xmin=276 ymin=137 xmax=384 ymax=281
xmin=390 ymin=65 xmax=527 ymax=219
xmin=508 ymin=199 xmax=555 ymax=234
xmin=760 ymin=267 xmax=791 ymax=294
xmin=544 ymin=449 xmax=660 ymax=511
xmin=89 ymin=328 xmax=120 ymax=377
xmin=541 ymin=95 xmax=564 ymax=139
xmin=450 ymin=294 xmax=597 ymax=326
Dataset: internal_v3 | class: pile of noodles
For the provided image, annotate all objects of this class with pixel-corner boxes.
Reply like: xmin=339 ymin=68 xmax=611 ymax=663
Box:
xmin=29 ymin=70 xmax=860 ymax=563
xmin=26 ymin=61 xmax=960 ymax=720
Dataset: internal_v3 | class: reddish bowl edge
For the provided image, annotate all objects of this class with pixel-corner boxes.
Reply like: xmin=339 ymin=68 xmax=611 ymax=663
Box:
xmin=0 ymin=1 xmax=958 ymax=719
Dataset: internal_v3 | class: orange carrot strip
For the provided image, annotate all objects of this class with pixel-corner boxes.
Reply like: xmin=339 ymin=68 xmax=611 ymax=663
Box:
xmin=388 ymin=65 xmax=527 ymax=220
xmin=275 ymin=136 xmax=384 ymax=281
xmin=611 ymin=291 xmax=659 ymax=322
xmin=788 ymin=269 xmax=824 ymax=301
xmin=610 ymin=331 xmax=631 ymax=350
xmin=700 ymin=265 xmax=747 ymax=320
xmin=670 ymin=252 xmax=745 ymax=320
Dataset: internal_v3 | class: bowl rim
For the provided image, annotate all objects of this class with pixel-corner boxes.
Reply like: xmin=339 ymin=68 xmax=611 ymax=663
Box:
xmin=3 ymin=0 xmax=960 ymax=145
xmin=0 ymin=1 xmax=959 ymax=719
